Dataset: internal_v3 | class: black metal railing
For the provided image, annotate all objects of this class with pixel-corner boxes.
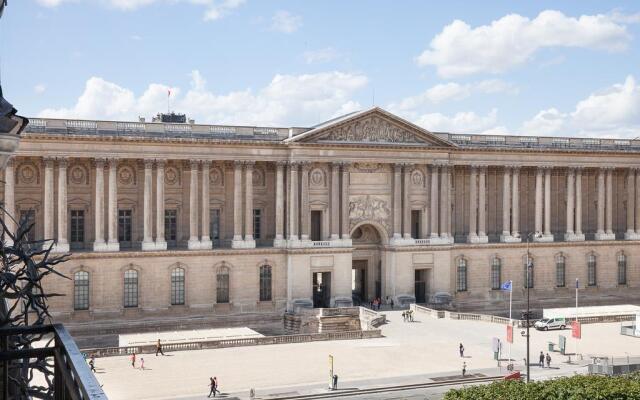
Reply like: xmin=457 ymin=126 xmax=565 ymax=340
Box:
xmin=0 ymin=324 xmax=107 ymax=400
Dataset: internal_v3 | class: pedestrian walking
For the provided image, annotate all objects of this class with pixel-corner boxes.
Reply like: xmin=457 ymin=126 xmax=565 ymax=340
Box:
xmin=459 ymin=343 xmax=465 ymax=357
xmin=390 ymin=298 xmax=394 ymax=309
xmin=409 ymin=310 xmax=414 ymax=322
xmin=402 ymin=311 xmax=407 ymax=322
xmin=208 ymin=377 xmax=216 ymax=397
xmin=155 ymin=339 xmax=165 ymax=356
xmin=140 ymin=357 xmax=145 ymax=370
xmin=213 ymin=376 xmax=219 ymax=396
xmin=546 ymin=353 xmax=551 ymax=368
xmin=462 ymin=361 xmax=467 ymax=377
xmin=539 ymin=351 xmax=545 ymax=367
xmin=89 ymin=356 xmax=96 ymax=373
xmin=130 ymin=352 xmax=136 ymax=368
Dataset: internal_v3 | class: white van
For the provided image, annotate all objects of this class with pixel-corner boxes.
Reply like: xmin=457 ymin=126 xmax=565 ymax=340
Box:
xmin=534 ymin=318 xmax=566 ymax=331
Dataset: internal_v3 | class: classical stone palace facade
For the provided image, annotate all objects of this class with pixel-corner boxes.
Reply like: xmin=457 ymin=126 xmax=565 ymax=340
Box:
xmin=5 ymin=108 xmax=640 ymax=320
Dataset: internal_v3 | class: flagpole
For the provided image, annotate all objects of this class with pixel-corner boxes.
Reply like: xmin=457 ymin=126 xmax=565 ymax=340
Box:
xmin=508 ymin=280 xmax=512 ymax=364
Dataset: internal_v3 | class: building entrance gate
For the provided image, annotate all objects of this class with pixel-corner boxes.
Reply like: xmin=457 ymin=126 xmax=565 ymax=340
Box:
xmin=312 ymin=272 xmax=331 ymax=308
xmin=352 ymin=260 xmax=367 ymax=305
xmin=415 ymin=269 xmax=427 ymax=303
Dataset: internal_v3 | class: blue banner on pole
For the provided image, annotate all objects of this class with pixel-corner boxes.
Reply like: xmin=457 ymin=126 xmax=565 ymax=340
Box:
xmin=501 ymin=280 xmax=512 ymax=291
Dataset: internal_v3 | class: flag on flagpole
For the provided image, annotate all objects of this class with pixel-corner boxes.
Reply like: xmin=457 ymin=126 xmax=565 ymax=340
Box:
xmin=501 ymin=280 xmax=512 ymax=291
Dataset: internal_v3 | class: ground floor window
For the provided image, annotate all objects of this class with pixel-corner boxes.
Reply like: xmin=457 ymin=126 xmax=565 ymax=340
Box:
xmin=74 ymin=271 xmax=89 ymax=310
xmin=259 ymin=265 xmax=272 ymax=301
xmin=456 ymin=258 xmax=467 ymax=292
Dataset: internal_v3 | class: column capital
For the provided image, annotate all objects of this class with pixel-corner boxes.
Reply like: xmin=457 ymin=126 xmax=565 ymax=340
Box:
xmin=287 ymin=160 xmax=301 ymax=167
xmin=5 ymin=157 xmax=14 ymax=168
xmin=275 ymin=160 xmax=287 ymax=169
xmin=43 ymin=157 xmax=55 ymax=167
xmin=299 ymin=161 xmax=312 ymax=171
xmin=509 ymin=165 xmax=521 ymax=172
xmin=56 ymin=157 xmax=68 ymax=168
xmin=539 ymin=165 xmax=553 ymax=170
xmin=155 ymin=159 xmax=167 ymax=168
xmin=107 ymin=158 xmax=119 ymax=167
xmin=144 ymin=159 xmax=155 ymax=168
xmin=189 ymin=160 xmax=200 ymax=169
xmin=393 ymin=163 xmax=403 ymax=172
xmin=201 ymin=159 xmax=212 ymax=167
xmin=94 ymin=157 xmax=107 ymax=167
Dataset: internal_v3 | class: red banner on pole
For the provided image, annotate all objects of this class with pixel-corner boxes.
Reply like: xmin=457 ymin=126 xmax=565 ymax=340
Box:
xmin=507 ymin=325 xmax=513 ymax=343
xmin=572 ymin=321 xmax=581 ymax=339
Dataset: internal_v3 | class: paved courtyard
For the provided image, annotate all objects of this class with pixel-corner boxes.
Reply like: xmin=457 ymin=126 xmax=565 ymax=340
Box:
xmin=94 ymin=310 xmax=639 ymax=399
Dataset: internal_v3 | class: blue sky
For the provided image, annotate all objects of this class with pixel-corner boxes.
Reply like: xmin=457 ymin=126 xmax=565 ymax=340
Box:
xmin=2 ymin=0 xmax=640 ymax=137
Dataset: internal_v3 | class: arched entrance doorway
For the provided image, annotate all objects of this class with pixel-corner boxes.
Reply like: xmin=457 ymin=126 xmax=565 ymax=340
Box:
xmin=350 ymin=222 xmax=387 ymax=306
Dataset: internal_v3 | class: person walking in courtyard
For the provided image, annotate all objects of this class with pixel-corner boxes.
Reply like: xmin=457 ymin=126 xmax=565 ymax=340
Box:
xmin=208 ymin=377 xmax=217 ymax=397
xmin=402 ymin=311 xmax=406 ymax=322
xmin=462 ymin=361 xmax=467 ymax=377
xmin=546 ymin=353 xmax=551 ymax=368
xmin=140 ymin=357 xmax=145 ymax=370
xmin=130 ymin=352 xmax=136 ymax=368
xmin=156 ymin=339 xmax=165 ymax=356
xmin=89 ymin=356 xmax=96 ymax=373
xmin=390 ymin=298 xmax=394 ymax=309
xmin=459 ymin=343 xmax=465 ymax=357
xmin=539 ymin=351 xmax=545 ymax=367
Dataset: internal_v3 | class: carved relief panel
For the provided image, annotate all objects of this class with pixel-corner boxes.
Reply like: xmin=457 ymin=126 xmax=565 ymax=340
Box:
xmin=348 ymin=195 xmax=391 ymax=234
xmin=16 ymin=161 xmax=40 ymax=186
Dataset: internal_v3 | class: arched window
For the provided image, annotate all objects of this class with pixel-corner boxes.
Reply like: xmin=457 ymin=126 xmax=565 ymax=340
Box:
xmin=456 ymin=258 xmax=467 ymax=292
xmin=123 ymin=269 xmax=138 ymax=308
xmin=523 ymin=256 xmax=534 ymax=289
xmin=490 ymin=257 xmax=501 ymax=290
xmin=587 ymin=254 xmax=597 ymax=286
xmin=74 ymin=271 xmax=89 ymax=310
xmin=555 ymin=254 xmax=566 ymax=288
xmin=618 ymin=252 xmax=627 ymax=285
xmin=171 ymin=267 xmax=185 ymax=305
xmin=259 ymin=265 xmax=272 ymax=301
xmin=216 ymin=266 xmax=230 ymax=304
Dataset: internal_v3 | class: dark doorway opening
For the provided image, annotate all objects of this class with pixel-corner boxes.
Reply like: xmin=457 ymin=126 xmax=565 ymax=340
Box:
xmin=311 ymin=210 xmax=322 ymax=241
xmin=415 ymin=269 xmax=427 ymax=304
xmin=352 ymin=260 xmax=367 ymax=305
xmin=312 ymin=272 xmax=331 ymax=308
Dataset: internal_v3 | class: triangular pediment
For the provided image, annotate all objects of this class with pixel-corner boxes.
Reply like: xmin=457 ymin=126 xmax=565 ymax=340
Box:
xmin=286 ymin=107 xmax=456 ymax=147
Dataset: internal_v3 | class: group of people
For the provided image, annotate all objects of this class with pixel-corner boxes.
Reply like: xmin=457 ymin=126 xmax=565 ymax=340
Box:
xmin=368 ymin=297 xmax=395 ymax=310
xmin=539 ymin=351 xmax=552 ymax=368
xmin=128 ymin=339 xmax=166 ymax=371
xmin=402 ymin=310 xmax=414 ymax=322
xmin=208 ymin=376 xmax=220 ymax=397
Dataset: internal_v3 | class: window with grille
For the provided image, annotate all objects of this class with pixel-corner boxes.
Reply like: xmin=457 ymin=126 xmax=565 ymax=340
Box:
xmin=164 ymin=209 xmax=177 ymax=243
xmin=587 ymin=254 xmax=597 ymax=286
xmin=70 ymin=210 xmax=85 ymax=244
xmin=210 ymin=209 xmax=220 ymax=244
xmin=556 ymin=254 xmax=566 ymax=287
xmin=123 ymin=269 xmax=138 ymax=308
xmin=253 ymin=209 xmax=262 ymax=240
xmin=523 ymin=257 xmax=534 ymax=288
xmin=490 ymin=257 xmax=501 ymax=290
xmin=259 ymin=265 xmax=272 ymax=301
xmin=456 ymin=258 xmax=467 ymax=292
xmin=216 ymin=267 xmax=230 ymax=303
xmin=118 ymin=209 xmax=132 ymax=244
xmin=618 ymin=253 xmax=627 ymax=285
xmin=74 ymin=271 xmax=89 ymax=310
xmin=171 ymin=267 xmax=185 ymax=305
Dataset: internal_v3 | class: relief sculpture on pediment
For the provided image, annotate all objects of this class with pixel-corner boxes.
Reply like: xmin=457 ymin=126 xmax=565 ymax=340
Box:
xmin=321 ymin=116 xmax=423 ymax=144
xmin=349 ymin=195 xmax=391 ymax=233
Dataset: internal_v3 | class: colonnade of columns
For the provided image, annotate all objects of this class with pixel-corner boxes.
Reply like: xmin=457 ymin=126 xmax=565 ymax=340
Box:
xmin=468 ymin=165 xmax=488 ymax=243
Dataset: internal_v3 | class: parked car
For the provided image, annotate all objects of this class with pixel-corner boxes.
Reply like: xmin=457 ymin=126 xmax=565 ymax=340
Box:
xmin=534 ymin=317 xmax=566 ymax=331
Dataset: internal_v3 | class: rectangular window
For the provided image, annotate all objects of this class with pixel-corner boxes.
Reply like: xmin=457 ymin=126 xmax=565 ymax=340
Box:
xmin=216 ymin=271 xmax=229 ymax=303
xmin=524 ymin=258 xmax=534 ymax=289
xmin=253 ymin=209 xmax=262 ymax=240
xmin=164 ymin=209 xmax=177 ymax=242
xmin=490 ymin=258 xmax=501 ymax=290
xmin=587 ymin=255 xmax=597 ymax=286
xmin=556 ymin=258 xmax=566 ymax=288
xmin=210 ymin=209 xmax=220 ymax=244
xmin=171 ymin=268 xmax=185 ymax=305
xmin=19 ymin=209 xmax=36 ymax=242
xmin=70 ymin=210 xmax=85 ymax=245
xmin=411 ymin=210 xmax=421 ymax=239
xmin=618 ymin=254 xmax=627 ymax=285
xmin=123 ymin=270 xmax=138 ymax=308
xmin=118 ymin=209 xmax=132 ymax=245
xmin=74 ymin=271 xmax=90 ymax=311
xmin=310 ymin=210 xmax=322 ymax=241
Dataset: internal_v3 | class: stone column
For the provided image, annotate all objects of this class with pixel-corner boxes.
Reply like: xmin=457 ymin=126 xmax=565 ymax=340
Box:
xmin=468 ymin=166 xmax=478 ymax=242
xmin=626 ymin=168 xmax=637 ymax=240
xmin=340 ymin=162 xmax=350 ymax=240
xmin=535 ymin=167 xmax=543 ymax=236
xmin=606 ymin=167 xmax=614 ymax=236
xmin=4 ymin=159 xmax=15 ymax=243
xmin=54 ymin=158 xmax=69 ymax=252
xmin=511 ymin=166 xmax=520 ymax=238
xmin=244 ymin=161 xmax=256 ymax=247
xmin=232 ymin=161 xmax=244 ymax=246
xmin=440 ymin=165 xmax=449 ymax=240
xmin=392 ymin=164 xmax=402 ymax=240
xmin=403 ymin=164 xmax=412 ymax=239
xmin=300 ymin=162 xmax=310 ymax=241
xmin=288 ymin=162 xmax=299 ymax=241
xmin=596 ymin=168 xmax=606 ymax=238
xmin=477 ymin=166 xmax=488 ymax=242
xmin=201 ymin=160 xmax=212 ymax=249
xmin=274 ymin=161 xmax=285 ymax=245
xmin=501 ymin=166 xmax=511 ymax=240
xmin=575 ymin=167 xmax=584 ymax=239
xmin=565 ymin=168 xmax=575 ymax=240
xmin=93 ymin=158 xmax=106 ymax=251
xmin=544 ymin=167 xmax=552 ymax=239
xmin=430 ymin=164 xmax=439 ymax=238
xmin=636 ymin=168 xmax=640 ymax=235
xmin=330 ymin=162 xmax=340 ymax=241
xmin=43 ymin=157 xmax=54 ymax=241
xmin=155 ymin=160 xmax=167 ymax=250
xmin=142 ymin=159 xmax=154 ymax=250
xmin=187 ymin=160 xmax=200 ymax=249
xmin=106 ymin=158 xmax=119 ymax=251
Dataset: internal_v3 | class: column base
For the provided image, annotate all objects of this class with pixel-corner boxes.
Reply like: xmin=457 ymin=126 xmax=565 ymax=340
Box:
xmin=231 ymin=240 xmax=255 ymax=249
xmin=105 ymin=241 xmax=120 ymax=252
xmin=52 ymin=242 xmax=70 ymax=253
xmin=430 ymin=236 xmax=454 ymax=245
xmin=389 ymin=237 xmax=415 ymax=246
xmin=565 ymin=233 xmax=585 ymax=242
xmin=595 ymin=232 xmax=615 ymax=241
xmin=625 ymin=232 xmax=640 ymax=240
xmin=199 ymin=239 xmax=213 ymax=249
xmin=141 ymin=240 xmax=156 ymax=251
xmin=329 ymin=234 xmax=340 ymax=241
xmin=155 ymin=240 xmax=167 ymax=250
xmin=500 ymin=235 xmax=521 ymax=243
xmin=92 ymin=241 xmax=108 ymax=252
xmin=403 ymin=233 xmax=412 ymax=240
xmin=468 ymin=235 xmax=488 ymax=244
xmin=533 ymin=234 xmax=554 ymax=242
xmin=187 ymin=239 xmax=201 ymax=249
xmin=273 ymin=238 xmax=287 ymax=248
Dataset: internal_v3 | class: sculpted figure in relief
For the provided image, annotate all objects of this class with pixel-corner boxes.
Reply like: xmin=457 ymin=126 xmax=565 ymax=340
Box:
xmin=349 ymin=195 xmax=391 ymax=232
xmin=321 ymin=116 xmax=422 ymax=144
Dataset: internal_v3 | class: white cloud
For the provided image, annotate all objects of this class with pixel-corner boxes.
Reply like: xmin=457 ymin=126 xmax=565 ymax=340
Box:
xmin=417 ymin=10 xmax=631 ymax=77
xmin=34 ymin=84 xmax=47 ymax=94
xmin=271 ymin=10 xmax=302 ymax=33
xmin=411 ymin=109 xmax=500 ymax=134
xmin=388 ymin=79 xmax=517 ymax=112
xmin=303 ymin=47 xmax=339 ymax=64
xmin=38 ymin=70 xmax=368 ymax=127
xmin=521 ymin=76 xmax=640 ymax=137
